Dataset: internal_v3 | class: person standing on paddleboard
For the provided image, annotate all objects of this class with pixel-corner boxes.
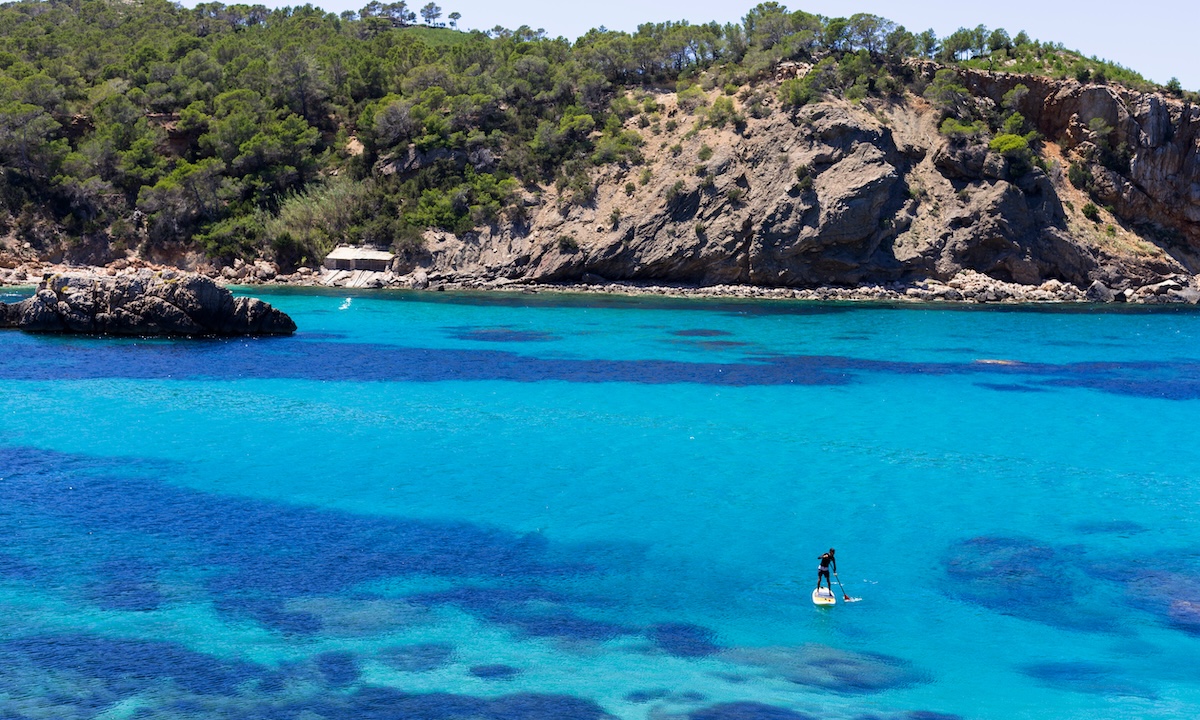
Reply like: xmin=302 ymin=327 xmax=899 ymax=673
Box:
xmin=816 ymin=548 xmax=836 ymax=592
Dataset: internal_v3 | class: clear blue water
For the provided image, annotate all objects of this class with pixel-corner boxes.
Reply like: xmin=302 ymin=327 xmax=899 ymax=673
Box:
xmin=2 ymin=286 xmax=1200 ymax=719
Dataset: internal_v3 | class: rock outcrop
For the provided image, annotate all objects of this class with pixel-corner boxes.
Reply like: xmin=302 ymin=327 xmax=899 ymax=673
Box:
xmin=366 ymin=67 xmax=1199 ymax=299
xmin=0 ymin=299 xmax=16 ymax=327
xmin=0 ymin=271 xmax=296 ymax=336
xmin=948 ymin=64 xmax=1200 ymax=259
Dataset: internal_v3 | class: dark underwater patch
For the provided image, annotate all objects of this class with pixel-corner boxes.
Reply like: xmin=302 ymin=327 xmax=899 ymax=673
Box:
xmin=378 ymin=643 xmax=454 ymax=672
xmin=625 ymin=688 xmax=671 ymax=703
xmin=624 ymin=688 xmax=708 ymax=704
xmin=1165 ymin=597 xmax=1200 ymax=635
xmin=1020 ymin=661 xmax=1155 ymax=698
xmin=686 ymin=340 xmax=752 ymax=350
xmin=1046 ymin=339 xmax=1126 ymax=348
xmin=671 ymin=329 xmax=734 ymax=337
xmin=410 ymin=585 xmax=634 ymax=642
xmin=0 ymin=336 xmax=854 ymax=387
xmin=720 ymin=645 xmax=926 ymax=694
xmin=321 ymin=687 xmax=614 ymax=720
xmin=214 ymin=597 xmax=323 ymax=634
xmin=480 ymin=692 xmax=614 ymax=719
xmin=0 ymin=552 xmax=41 ymax=581
xmin=0 ymin=633 xmax=263 ymax=696
xmin=983 ymin=538 xmax=1200 ymax=640
xmin=0 ymin=446 xmax=601 ymax=640
xmin=689 ymin=701 xmax=815 ymax=720
xmin=943 ymin=536 xmax=1119 ymax=632
xmin=241 ymin=685 xmax=615 ymax=720
xmin=1042 ymin=374 xmax=1200 ymax=401
xmin=86 ymin=557 xmax=165 ymax=612
xmin=2 ymin=332 xmax=1198 ymax=400
xmin=855 ymin=713 xmax=963 ymax=720
xmin=316 ymin=651 xmax=360 ymax=687
xmin=648 ymin=622 xmax=721 ymax=658
xmin=1129 ymin=568 xmax=1200 ymax=635
xmin=470 ymin=664 xmax=520 ymax=680
xmin=1074 ymin=520 xmax=1147 ymax=536
xmin=974 ymin=382 xmax=1050 ymax=393
xmin=445 ymin=326 xmax=561 ymax=343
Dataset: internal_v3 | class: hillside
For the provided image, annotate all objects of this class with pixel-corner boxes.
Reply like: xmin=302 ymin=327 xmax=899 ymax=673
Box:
xmin=418 ymin=63 xmax=1196 ymax=301
xmin=0 ymin=0 xmax=1197 ymax=300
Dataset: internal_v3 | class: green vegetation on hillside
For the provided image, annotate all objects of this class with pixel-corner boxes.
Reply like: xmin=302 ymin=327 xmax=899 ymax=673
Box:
xmin=0 ymin=0 xmax=1187 ymax=267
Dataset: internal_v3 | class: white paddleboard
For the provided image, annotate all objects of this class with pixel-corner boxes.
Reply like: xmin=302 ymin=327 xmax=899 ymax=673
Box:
xmin=812 ymin=587 xmax=836 ymax=606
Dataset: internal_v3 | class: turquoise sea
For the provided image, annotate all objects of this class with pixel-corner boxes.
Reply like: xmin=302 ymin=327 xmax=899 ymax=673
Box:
xmin=2 ymin=286 xmax=1200 ymax=720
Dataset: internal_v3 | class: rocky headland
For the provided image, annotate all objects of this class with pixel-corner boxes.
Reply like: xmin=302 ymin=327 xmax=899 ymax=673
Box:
xmin=0 ymin=271 xmax=296 ymax=336
xmin=377 ymin=64 xmax=1198 ymax=304
xmin=3 ymin=65 xmax=1198 ymax=306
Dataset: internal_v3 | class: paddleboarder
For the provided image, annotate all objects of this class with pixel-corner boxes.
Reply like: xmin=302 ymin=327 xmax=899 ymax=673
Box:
xmin=816 ymin=548 xmax=836 ymax=592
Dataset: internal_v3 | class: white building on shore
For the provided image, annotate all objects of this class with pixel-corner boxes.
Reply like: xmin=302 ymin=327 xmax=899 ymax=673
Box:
xmin=323 ymin=246 xmax=395 ymax=272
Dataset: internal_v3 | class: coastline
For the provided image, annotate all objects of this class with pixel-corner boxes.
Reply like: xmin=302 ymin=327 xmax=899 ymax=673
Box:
xmin=2 ymin=259 xmax=1199 ymax=305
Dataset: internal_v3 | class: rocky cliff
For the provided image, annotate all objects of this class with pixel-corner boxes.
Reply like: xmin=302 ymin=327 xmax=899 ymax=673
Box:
xmin=0 ymin=271 xmax=296 ymax=336
xmin=386 ymin=66 xmax=1199 ymax=300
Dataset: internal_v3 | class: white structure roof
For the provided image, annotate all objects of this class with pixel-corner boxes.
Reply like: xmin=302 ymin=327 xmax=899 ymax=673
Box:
xmin=325 ymin=246 xmax=394 ymax=261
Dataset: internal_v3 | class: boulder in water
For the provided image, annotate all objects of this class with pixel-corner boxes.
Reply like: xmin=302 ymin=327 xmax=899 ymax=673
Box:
xmin=0 ymin=271 xmax=296 ymax=336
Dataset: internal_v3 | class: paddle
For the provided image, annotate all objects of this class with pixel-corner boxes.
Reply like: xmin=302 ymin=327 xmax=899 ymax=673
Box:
xmin=833 ymin=572 xmax=861 ymax=603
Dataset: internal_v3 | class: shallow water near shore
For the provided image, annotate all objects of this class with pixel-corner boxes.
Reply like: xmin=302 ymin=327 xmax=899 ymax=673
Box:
xmin=2 ymin=288 xmax=1200 ymax=719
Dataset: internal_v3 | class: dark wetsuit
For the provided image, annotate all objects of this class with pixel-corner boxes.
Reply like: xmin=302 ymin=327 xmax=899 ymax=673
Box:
xmin=817 ymin=552 xmax=836 ymax=586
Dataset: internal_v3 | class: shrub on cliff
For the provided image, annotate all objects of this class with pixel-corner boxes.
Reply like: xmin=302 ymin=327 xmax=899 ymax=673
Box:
xmin=1068 ymin=162 xmax=1093 ymax=191
xmin=705 ymin=96 xmax=743 ymax=128
xmin=940 ymin=118 xmax=985 ymax=139
xmin=677 ymin=85 xmax=709 ymax=113
xmin=925 ymin=69 xmax=974 ymax=120
xmin=779 ymin=58 xmax=837 ymax=109
xmin=989 ymin=133 xmax=1028 ymax=157
xmin=590 ymin=126 xmax=645 ymax=166
xmin=989 ymin=133 xmax=1036 ymax=174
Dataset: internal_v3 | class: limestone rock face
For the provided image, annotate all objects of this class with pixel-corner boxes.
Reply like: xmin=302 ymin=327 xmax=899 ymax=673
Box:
xmin=945 ymin=64 xmax=1200 ymax=255
xmin=0 ymin=271 xmax=296 ymax=336
xmin=326 ymin=68 xmax=1200 ymax=294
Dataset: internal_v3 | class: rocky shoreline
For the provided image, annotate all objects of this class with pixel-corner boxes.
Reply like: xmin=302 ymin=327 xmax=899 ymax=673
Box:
xmin=2 ymin=259 xmax=1198 ymax=305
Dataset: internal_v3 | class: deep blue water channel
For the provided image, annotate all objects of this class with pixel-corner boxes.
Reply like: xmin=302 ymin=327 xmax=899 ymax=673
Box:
xmin=2 ymin=286 xmax=1199 ymax=719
